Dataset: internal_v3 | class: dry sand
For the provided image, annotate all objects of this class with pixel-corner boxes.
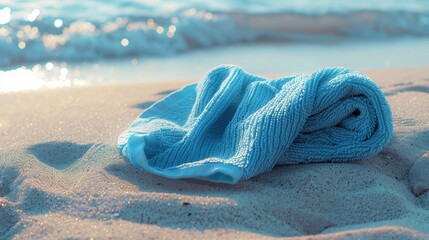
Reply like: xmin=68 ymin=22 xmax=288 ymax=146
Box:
xmin=1 ymin=67 xmax=429 ymax=239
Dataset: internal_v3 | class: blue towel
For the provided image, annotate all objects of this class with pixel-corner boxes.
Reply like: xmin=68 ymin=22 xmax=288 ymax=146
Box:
xmin=118 ymin=65 xmax=393 ymax=184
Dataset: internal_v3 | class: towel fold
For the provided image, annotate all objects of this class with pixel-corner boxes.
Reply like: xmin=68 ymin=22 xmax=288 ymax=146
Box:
xmin=118 ymin=65 xmax=393 ymax=184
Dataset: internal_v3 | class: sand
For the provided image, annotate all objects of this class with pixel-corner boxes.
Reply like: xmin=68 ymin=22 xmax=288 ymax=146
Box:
xmin=1 ymin=67 xmax=429 ymax=239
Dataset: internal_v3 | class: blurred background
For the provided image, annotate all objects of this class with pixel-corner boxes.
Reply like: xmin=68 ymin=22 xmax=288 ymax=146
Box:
xmin=1 ymin=0 xmax=429 ymax=93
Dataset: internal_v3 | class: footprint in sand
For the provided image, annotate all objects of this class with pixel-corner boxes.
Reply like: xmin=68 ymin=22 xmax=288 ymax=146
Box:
xmin=0 ymin=167 xmax=20 ymax=197
xmin=409 ymin=152 xmax=429 ymax=196
xmin=0 ymin=205 xmax=20 ymax=237
xmin=0 ymin=167 xmax=21 ymax=236
xmin=26 ymin=141 xmax=92 ymax=170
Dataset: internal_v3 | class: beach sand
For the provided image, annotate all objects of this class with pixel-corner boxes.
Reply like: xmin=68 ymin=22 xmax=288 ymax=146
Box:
xmin=1 ymin=67 xmax=429 ymax=239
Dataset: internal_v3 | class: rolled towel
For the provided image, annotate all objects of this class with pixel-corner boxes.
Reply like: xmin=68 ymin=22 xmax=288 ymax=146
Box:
xmin=118 ymin=65 xmax=393 ymax=184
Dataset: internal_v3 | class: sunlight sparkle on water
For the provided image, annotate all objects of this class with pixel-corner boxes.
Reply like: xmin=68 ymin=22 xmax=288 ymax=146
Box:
xmin=0 ymin=68 xmax=43 ymax=93
xmin=0 ymin=7 xmax=11 ymax=25
xmin=167 ymin=25 xmax=176 ymax=38
xmin=168 ymin=25 xmax=176 ymax=33
xmin=121 ymin=38 xmax=129 ymax=47
xmin=156 ymin=26 xmax=164 ymax=34
xmin=147 ymin=18 xmax=155 ymax=27
xmin=27 ymin=9 xmax=40 ymax=22
xmin=54 ymin=19 xmax=63 ymax=28
xmin=0 ymin=5 xmax=227 ymax=67
xmin=16 ymin=31 xmax=24 ymax=38
xmin=18 ymin=41 xmax=26 ymax=49
xmin=45 ymin=62 xmax=54 ymax=70
xmin=0 ymin=64 xmax=86 ymax=93
xmin=60 ymin=67 xmax=68 ymax=75
xmin=0 ymin=27 xmax=9 ymax=36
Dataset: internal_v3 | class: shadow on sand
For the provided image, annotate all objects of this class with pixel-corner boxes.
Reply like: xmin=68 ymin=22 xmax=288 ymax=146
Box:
xmin=104 ymin=142 xmax=419 ymax=237
xmin=131 ymin=89 xmax=177 ymax=110
xmin=384 ymin=85 xmax=429 ymax=96
xmin=26 ymin=141 xmax=92 ymax=170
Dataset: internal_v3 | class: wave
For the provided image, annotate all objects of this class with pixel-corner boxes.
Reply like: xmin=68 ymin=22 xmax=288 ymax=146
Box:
xmin=1 ymin=9 xmax=429 ymax=67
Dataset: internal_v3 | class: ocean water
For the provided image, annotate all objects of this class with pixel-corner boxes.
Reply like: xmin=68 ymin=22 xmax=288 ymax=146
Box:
xmin=1 ymin=0 xmax=429 ymax=92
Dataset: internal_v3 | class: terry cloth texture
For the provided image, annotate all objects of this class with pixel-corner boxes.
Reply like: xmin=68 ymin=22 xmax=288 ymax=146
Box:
xmin=118 ymin=65 xmax=393 ymax=184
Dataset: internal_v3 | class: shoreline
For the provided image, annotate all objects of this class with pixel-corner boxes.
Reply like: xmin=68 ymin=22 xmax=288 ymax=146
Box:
xmin=3 ymin=38 xmax=429 ymax=94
